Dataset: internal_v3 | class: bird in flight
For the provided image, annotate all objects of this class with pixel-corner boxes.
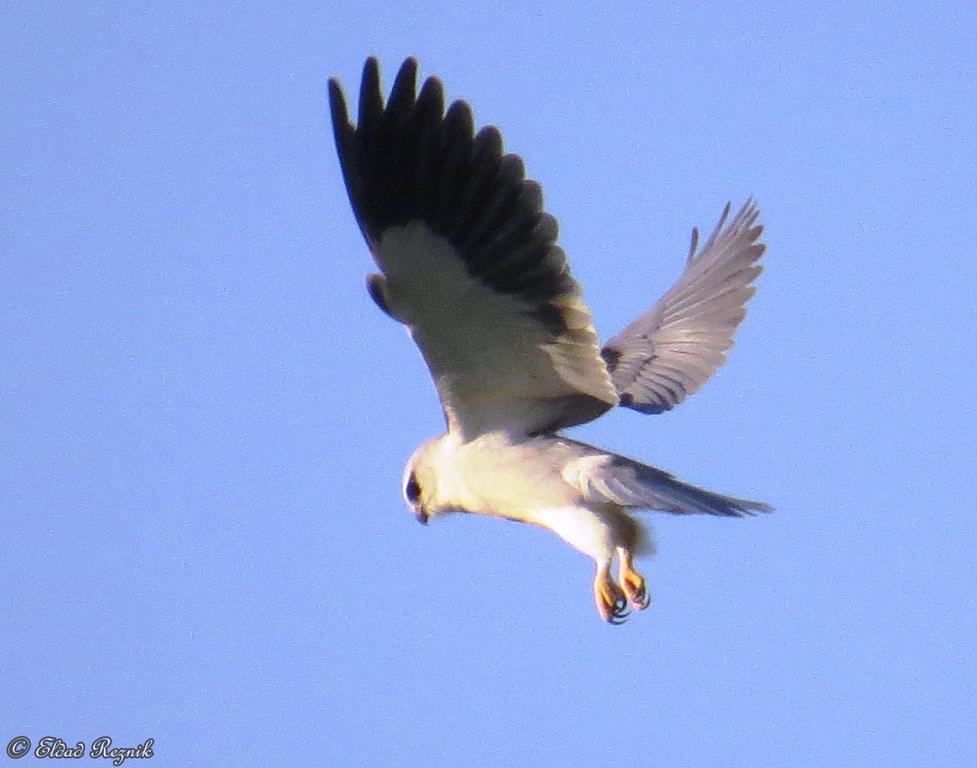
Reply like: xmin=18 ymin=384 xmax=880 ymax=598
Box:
xmin=329 ymin=58 xmax=771 ymax=623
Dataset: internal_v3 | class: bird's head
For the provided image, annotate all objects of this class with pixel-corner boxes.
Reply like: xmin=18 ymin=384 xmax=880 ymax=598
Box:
xmin=402 ymin=437 xmax=440 ymax=525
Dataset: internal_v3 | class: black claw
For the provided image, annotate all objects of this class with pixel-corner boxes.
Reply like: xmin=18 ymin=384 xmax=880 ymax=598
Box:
xmin=608 ymin=599 xmax=630 ymax=625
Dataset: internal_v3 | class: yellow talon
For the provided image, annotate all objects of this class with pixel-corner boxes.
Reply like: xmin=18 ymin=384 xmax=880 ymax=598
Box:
xmin=593 ymin=564 xmax=630 ymax=624
xmin=618 ymin=550 xmax=651 ymax=610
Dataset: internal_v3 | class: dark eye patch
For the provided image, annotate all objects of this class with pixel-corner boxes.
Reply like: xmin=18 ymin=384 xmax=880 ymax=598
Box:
xmin=405 ymin=474 xmax=422 ymax=502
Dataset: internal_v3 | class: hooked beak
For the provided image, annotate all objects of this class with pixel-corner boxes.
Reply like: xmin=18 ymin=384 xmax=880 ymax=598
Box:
xmin=414 ymin=507 xmax=429 ymax=525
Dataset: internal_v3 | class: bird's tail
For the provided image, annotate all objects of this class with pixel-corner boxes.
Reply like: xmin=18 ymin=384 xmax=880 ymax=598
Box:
xmin=583 ymin=452 xmax=772 ymax=518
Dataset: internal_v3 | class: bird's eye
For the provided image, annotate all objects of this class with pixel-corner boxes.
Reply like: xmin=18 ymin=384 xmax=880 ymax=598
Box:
xmin=404 ymin=474 xmax=422 ymax=503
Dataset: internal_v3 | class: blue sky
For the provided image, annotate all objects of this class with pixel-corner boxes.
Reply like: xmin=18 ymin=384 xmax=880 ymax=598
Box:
xmin=3 ymin=2 xmax=976 ymax=766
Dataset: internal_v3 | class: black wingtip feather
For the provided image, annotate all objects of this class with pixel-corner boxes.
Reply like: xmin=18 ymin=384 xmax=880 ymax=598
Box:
xmin=327 ymin=78 xmax=349 ymax=154
xmin=328 ymin=78 xmax=347 ymax=122
xmin=415 ymin=75 xmax=445 ymax=119
xmin=358 ymin=58 xmax=382 ymax=126
xmin=386 ymin=57 xmax=418 ymax=118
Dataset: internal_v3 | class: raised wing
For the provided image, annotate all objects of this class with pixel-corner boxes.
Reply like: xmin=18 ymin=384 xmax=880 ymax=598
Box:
xmin=600 ymin=200 xmax=766 ymax=414
xmin=329 ymin=58 xmax=618 ymax=439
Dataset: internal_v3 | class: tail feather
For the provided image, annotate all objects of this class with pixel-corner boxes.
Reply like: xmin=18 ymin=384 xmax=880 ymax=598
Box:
xmin=585 ymin=454 xmax=772 ymax=517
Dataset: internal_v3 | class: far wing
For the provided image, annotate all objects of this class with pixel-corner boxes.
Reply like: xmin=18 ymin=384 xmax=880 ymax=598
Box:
xmin=600 ymin=200 xmax=766 ymax=414
xmin=329 ymin=58 xmax=618 ymax=439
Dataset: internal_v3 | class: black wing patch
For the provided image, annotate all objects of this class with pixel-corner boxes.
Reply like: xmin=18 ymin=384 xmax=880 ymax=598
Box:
xmin=329 ymin=57 xmax=578 ymax=333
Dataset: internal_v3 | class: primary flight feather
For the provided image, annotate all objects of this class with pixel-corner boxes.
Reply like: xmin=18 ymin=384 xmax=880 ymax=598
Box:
xmin=329 ymin=57 xmax=770 ymax=623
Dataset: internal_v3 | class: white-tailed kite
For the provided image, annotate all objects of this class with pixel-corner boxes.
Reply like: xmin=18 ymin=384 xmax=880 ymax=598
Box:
xmin=329 ymin=58 xmax=771 ymax=623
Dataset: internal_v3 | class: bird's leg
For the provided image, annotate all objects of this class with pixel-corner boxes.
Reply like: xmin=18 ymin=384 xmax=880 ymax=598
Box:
xmin=593 ymin=560 xmax=629 ymax=624
xmin=617 ymin=547 xmax=650 ymax=610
